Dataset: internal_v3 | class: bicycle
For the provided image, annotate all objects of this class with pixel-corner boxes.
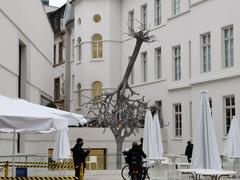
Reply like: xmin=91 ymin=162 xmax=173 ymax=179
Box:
xmin=121 ymin=163 xmax=150 ymax=180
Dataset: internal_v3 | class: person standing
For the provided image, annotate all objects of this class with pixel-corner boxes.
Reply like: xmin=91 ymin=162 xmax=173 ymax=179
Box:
xmin=71 ymin=138 xmax=90 ymax=178
xmin=185 ymin=141 xmax=193 ymax=163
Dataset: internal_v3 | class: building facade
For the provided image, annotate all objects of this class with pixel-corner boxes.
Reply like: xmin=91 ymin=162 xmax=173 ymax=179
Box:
xmin=0 ymin=0 xmax=54 ymax=154
xmin=53 ymin=0 xmax=240 ymax=156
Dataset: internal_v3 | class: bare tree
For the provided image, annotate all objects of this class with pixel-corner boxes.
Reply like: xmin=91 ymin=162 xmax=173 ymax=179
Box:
xmin=82 ymin=26 xmax=155 ymax=169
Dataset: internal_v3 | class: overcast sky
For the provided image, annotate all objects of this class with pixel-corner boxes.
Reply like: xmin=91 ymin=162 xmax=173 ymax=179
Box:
xmin=49 ymin=0 xmax=68 ymax=7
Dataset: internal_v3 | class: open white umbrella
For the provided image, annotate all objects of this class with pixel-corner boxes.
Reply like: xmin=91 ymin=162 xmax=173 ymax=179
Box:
xmin=223 ymin=116 xmax=240 ymax=156
xmin=0 ymin=95 xmax=73 ymax=176
xmin=191 ymin=90 xmax=222 ymax=170
xmin=17 ymin=99 xmax=87 ymax=126
xmin=143 ymin=109 xmax=163 ymax=160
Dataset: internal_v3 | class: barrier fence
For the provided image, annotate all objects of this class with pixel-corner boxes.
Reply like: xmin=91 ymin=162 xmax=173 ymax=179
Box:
xmin=0 ymin=161 xmax=85 ymax=180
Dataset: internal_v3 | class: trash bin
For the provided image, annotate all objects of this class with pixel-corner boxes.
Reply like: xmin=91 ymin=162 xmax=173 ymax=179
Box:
xmin=16 ymin=168 xmax=27 ymax=177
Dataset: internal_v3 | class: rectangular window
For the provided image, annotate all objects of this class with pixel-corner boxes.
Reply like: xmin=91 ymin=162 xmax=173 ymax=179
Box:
xmin=209 ymin=97 xmax=213 ymax=116
xmin=72 ymin=39 xmax=75 ymax=60
xmin=173 ymin=0 xmax=180 ymax=16
xmin=72 ymin=75 xmax=75 ymax=98
xmin=224 ymin=96 xmax=235 ymax=135
xmin=54 ymin=77 xmax=60 ymax=101
xmin=53 ymin=45 xmax=56 ymax=65
xmin=173 ymin=46 xmax=181 ymax=81
xmin=141 ymin=52 xmax=147 ymax=82
xmin=188 ymin=41 xmax=191 ymax=78
xmin=174 ymin=103 xmax=182 ymax=137
xmin=154 ymin=0 xmax=161 ymax=26
xmin=155 ymin=47 xmax=162 ymax=79
xmin=58 ymin=42 xmax=63 ymax=63
xmin=189 ymin=101 xmax=192 ymax=137
xmin=128 ymin=10 xmax=134 ymax=34
xmin=201 ymin=33 xmax=211 ymax=72
xmin=156 ymin=100 xmax=163 ymax=127
xmin=141 ymin=4 xmax=147 ymax=30
xmin=223 ymin=25 xmax=234 ymax=68
xmin=129 ymin=56 xmax=135 ymax=85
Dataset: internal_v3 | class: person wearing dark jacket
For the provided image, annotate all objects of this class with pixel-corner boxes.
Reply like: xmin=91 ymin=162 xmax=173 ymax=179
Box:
xmin=185 ymin=141 xmax=193 ymax=163
xmin=71 ymin=138 xmax=90 ymax=178
xmin=127 ymin=142 xmax=147 ymax=180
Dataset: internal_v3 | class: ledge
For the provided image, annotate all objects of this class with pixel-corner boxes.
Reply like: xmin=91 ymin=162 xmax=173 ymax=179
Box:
xmin=168 ymin=83 xmax=192 ymax=91
xmin=53 ymin=61 xmax=65 ymax=67
xmin=172 ymin=138 xmax=183 ymax=141
xmin=190 ymin=72 xmax=240 ymax=85
xmin=167 ymin=10 xmax=190 ymax=21
xmin=131 ymin=78 xmax=167 ymax=88
xmin=190 ymin=0 xmax=209 ymax=8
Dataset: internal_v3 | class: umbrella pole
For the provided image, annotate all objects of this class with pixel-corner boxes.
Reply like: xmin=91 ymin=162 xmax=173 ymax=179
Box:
xmin=12 ymin=129 xmax=16 ymax=177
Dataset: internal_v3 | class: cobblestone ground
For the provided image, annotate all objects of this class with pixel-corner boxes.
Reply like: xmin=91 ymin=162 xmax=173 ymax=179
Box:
xmin=1 ymin=168 xmax=239 ymax=179
xmin=84 ymin=170 xmax=240 ymax=180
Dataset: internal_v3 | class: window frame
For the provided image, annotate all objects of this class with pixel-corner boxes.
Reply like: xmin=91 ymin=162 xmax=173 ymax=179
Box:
xmin=155 ymin=47 xmax=162 ymax=80
xmin=53 ymin=44 xmax=56 ymax=65
xmin=92 ymin=34 xmax=103 ymax=59
xmin=129 ymin=56 xmax=135 ymax=85
xmin=141 ymin=51 xmax=148 ymax=82
xmin=172 ymin=45 xmax=181 ymax=81
xmin=92 ymin=81 xmax=103 ymax=103
xmin=58 ymin=41 xmax=63 ymax=63
xmin=172 ymin=0 xmax=180 ymax=16
xmin=223 ymin=95 xmax=235 ymax=135
xmin=141 ymin=4 xmax=147 ymax=30
xmin=201 ymin=32 xmax=211 ymax=73
xmin=222 ymin=25 xmax=234 ymax=68
xmin=128 ymin=10 xmax=134 ymax=34
xmin=154 ymin=0 xmax=161 ymax=26
xmin=54 ymin=77 xmax=60 ymax=101
xmin=78 ymin=37 xmax=82 ymax=61
xmin=173 ymin=103 xmax=182 ymax=137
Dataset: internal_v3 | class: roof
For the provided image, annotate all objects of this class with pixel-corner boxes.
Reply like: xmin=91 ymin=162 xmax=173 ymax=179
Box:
xmin=47 ymin=4 xmax=66 ymax=34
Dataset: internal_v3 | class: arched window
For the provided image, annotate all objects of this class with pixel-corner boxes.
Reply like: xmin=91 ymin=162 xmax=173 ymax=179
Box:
xmin=78 ymin=37 xmax=82 ymax=61
xmin=92 ymin=81 xmax=103 ymax=102
xmin=77 ymin=83 xmax=81 ymax=107
xmin=92 ymin=34 xmax=103 ymax=59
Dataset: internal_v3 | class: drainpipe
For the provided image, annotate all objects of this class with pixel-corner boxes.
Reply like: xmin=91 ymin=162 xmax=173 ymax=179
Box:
xmin=64 ymin=27 xmax=71 ymax=111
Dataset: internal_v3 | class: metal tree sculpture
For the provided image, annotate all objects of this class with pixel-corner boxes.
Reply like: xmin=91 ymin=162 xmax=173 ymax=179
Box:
xmin=83 ymin=27 xmax=155 ymax=169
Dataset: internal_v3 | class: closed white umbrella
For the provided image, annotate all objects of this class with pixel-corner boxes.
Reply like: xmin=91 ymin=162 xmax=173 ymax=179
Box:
xmin=143 ymin=109 xmax=163 ymax=160
xmin=223 ymin=116 xmax=240 ymax=156
xmin=53 ymin=130 xmax=71 ymax=161
xmin=191 ymin=90 xmax=222 ymax=170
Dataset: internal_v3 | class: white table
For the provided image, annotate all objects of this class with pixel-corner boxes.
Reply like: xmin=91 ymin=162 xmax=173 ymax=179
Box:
xmin=177 ymin=168 xmax=198 ymax=179
xmin=178 ymin=169 xmax=236 ymax=180
xmin=195 ymin=169 xmax=236 ymax=180
xmin=229 ymin=156 xmax=240 ymax=177
xmin=163 ymin=154 xmax=181 ymax=164
xmin=163 ymin=154 xmax=181 ymax=179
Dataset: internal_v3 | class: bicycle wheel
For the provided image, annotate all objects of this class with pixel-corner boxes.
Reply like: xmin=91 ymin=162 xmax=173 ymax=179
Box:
xmin=121 ymin=164 xmax=130 ymax=180
xmin=143 ymin=167 xmax=150 ymax=179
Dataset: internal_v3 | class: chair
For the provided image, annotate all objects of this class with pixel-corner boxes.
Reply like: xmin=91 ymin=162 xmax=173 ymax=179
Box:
xmin=86 ymin=156 xmax=98 ymax=170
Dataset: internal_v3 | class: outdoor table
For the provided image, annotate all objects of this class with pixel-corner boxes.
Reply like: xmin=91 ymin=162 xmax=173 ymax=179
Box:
xmin=195 ymin=169 xmax=236 ymax=180
xmin=229 ymin=156 xmax=240 ymax=177
xmin=177 ymin=168 xmax=198 ymax=179
xmin=143 ymin=160 xmax=155 ymax=168
xmin=163 ymin=154 xmax=181 ymax=179
xmin=163 ymin=154 xmax=181 ymax=164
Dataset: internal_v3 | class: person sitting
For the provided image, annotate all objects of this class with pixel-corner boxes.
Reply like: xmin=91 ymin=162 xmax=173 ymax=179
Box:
xmin=126 ymin=142 xmax=147 ymax=180
xmin=185 ymin=140 xmax=193 ymax=163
